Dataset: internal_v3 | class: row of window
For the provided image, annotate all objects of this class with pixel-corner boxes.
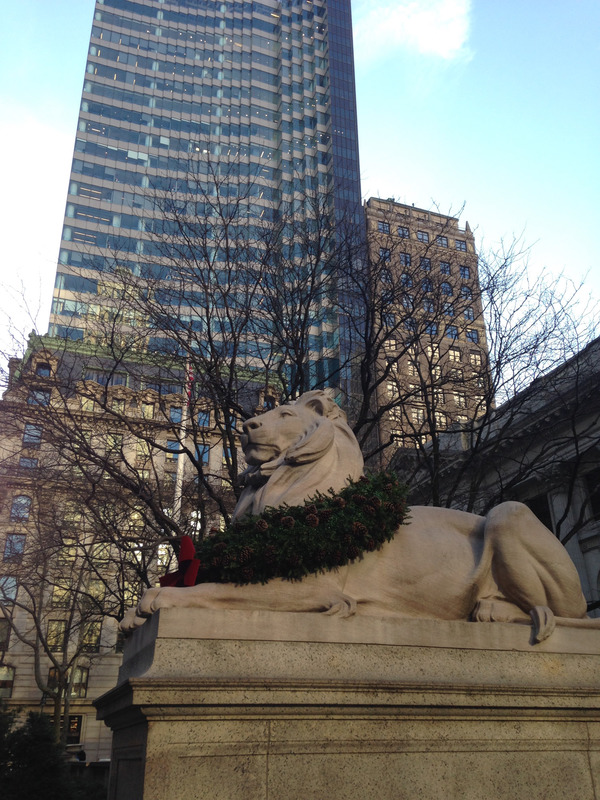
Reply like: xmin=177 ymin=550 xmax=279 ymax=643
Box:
xmin=397 ymin=276 xmax=473 ymax=299
xmin=397 ymin=298 xmax=475 ymax=320
xmin=400 ymin=321 xmax=480 ymax=342
xmin=0 ymin=668 xmax=87 ymax=708
xmin=378 ymin=250 xmax=471 ymax=279
xmin=377 ymin=221 xmax=468 ymax=251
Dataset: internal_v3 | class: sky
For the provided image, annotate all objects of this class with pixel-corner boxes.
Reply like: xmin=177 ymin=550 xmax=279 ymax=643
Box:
xmin=0 ymin=0 xmax=599 ymax=359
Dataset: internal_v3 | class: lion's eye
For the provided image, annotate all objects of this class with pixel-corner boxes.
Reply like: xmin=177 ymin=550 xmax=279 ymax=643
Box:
xmin=280 ymin=409 xmax=295 ymax=417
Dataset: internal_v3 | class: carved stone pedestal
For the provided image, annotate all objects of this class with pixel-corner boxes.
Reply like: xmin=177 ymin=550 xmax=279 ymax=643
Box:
xmin=95 ymin=609 xmax=600 ymax=800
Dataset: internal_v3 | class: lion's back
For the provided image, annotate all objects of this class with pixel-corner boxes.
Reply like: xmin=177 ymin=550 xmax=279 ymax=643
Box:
xmin=344 ymin=505 xmax=488 ymax=619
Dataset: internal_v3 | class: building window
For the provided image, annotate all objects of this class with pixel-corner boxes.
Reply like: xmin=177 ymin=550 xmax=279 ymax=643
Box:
xmin=3 ymin=535 xmax=25 ymax=563
xmin=425 ymin=322 xmax=437 ymax=335
xmin=397 ymin=226 xmax=409 ymax=239
xmin=170 ymin=406 xmax=182 ymax=423
xmin=454 ymin=392 xmax=467 ymax=409
xmin=377 ymin=221 xmax=390 ymax=234
xmin=439 ymin=261 xmax=451 ymax=275
xmin=423 ymin=299 xmax=434 ymax=313
xmin=49 ymin=715 xmax=83 ymax=746
xmin=422 ymin=278 xmax=433 ymax=293
xmin=448 ymin=347 xmax=461 ymax=362
xmin=48 ymin=666 xmax=89 ymax=699
xmin=90 ymin=543 xmax=110 ymax=566
xmin=436 ymin=236 xmax=448 ymax=248
xmin=445 ymin=325 xmax=459 ymax=339
xmin=80 ymin=396 xmax=95 ymax=413
xmin=456 ymin=240 xmax=467 ymax=252
xmin=66 ymin=715 xmax=82 ymax=745
xmin=111 ymin=398 xmax=125 ymax=414
xmin=195 ymin=444 xmax=209 ymax=466
xmin=137 ymin=440 xmax=151 ymax=460
xmin=409 ymin=383 xmax=424 ymax=402
xmin=19 ymin=457 xmax=38 ymax=469
xmin=47 ymin=620 xmax=67 ymax=652
xmin=435 ymin=411 xmax=447 ymax=429
xmin=443 ymin=302 xmax=454 ymax=317
xmin=379 ymin=247 xmax=391 ymax=262
xmin=467 ymin=329 xmax=479 ymax=343
xmin=464 ymin=307 xmax=475 ymax=321
xmin=412 ymin=408 xmax=425 ymax=425
xmin=0 ymin=620 xmax=9 ymax=650
xmin=0 ymin=577 xmax=17 ymax=604
xmin=470 ymin=351 xmax=482 ymax=367
xmin=141 ymin=402 xmax=154 ymax=419
xmin=459 ymin=264 xmax=470 ymax=279
xmin=417 ymin=231 xmax=429 ymax=243
xmin=58 ymin=538 xmax=77 ymax=566
xmin=71 ymin=666 xmax=89 ymax=698
xmin=400 ymin=273 xmax=413 ymax=288
xmin=27 ymin=389 xmax=50 ymax=406
xmin=434 ymin=389 xmax=445 ymax=404
xmin=441 ymin=282 xmax=453 ymax=296
xmin=35 ymin=362 xmax=52 ymax=377
xmin=461 ymin=286 xmax=473 ymax=300
xmin=51 ymin=580 xmax=72 ymax=609
xmin=399 ymin=252 xmax=411 ymax=266
xmin=85 ymin=370 xmax=127 ymax=387
xmin=23 ymin=424 xmax=43 ymax=447
xmin=426 ymin=344 xmax=440 ymax=359
xmin=82 ymin=622 xmax=102 ymax=653
xmin=450 ymin=367 xmax=463 ymax=380
xmin=0 ymin=666 xmax=15 ymax=698
xmin=197 ymin=410 xmax=210 ymax=427
xmin=420 ymin=257 xmax=431 ymax=271
xmin=10 ymin=495 xmax=32 ymax=522
xmin=105 ymin=433 xmax=122 ymax=455
xmin=166 ymin=440 xmax=180 ymax=461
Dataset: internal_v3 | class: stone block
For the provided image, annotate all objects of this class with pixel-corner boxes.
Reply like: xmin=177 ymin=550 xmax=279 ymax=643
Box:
xmin=95 ymin=610 xmax=600 ymax=800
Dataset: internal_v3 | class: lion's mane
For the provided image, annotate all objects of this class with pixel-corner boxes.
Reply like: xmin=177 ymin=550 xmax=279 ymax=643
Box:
xmin=233 ymin=390 xmax=364 ymax=521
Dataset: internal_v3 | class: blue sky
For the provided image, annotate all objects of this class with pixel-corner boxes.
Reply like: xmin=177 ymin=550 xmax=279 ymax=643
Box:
xmin=1 ymin=0 xmax=599 ymax=356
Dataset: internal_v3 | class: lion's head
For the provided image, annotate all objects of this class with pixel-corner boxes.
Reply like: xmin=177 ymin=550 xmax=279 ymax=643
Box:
xmin=233 ymin=390 xmax=364 ymax=520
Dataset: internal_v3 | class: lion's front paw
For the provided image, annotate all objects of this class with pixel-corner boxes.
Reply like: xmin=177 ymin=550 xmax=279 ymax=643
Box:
xmin=119 ymin=606 xmax=148 ymax=634
xmin=136 ymin=586 xmax=174 ymax=617
xmin=322 ymin=593 xmax=357 ymax=618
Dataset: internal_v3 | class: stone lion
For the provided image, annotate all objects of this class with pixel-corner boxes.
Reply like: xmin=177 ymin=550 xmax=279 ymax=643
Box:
xmin=123 ymin=390 xmax=595 ymax=640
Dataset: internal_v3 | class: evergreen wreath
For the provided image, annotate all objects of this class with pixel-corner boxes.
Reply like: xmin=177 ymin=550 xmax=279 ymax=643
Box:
xmin=160 ymin=472 xmax=409 ymax=588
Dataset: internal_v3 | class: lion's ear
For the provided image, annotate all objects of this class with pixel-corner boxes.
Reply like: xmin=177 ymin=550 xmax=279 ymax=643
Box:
xmin=297 ymin=390 xmax=341 ymax=420
xmin=303 ymin=394 xmax=328 ymax=416
xmin=285 ymin=419 xmax=335 ymax=465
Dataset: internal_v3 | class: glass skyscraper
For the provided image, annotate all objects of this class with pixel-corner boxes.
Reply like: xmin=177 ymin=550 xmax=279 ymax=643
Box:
xmin=50 ymin=0 xmax=362 ymax=385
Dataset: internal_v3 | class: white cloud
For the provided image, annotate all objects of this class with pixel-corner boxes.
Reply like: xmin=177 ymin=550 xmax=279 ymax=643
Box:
xmin=0 ymin=106 xmax=73 ymax=355
xmin=353 ymin=0 xmax=472 ymax=65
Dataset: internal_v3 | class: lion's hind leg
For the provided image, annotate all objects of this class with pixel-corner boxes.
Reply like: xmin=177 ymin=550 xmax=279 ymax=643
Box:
xmin=483 ymin=501 xmax=587 ymax=619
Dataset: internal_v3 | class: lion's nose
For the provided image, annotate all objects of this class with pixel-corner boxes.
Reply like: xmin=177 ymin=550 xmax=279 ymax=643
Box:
xmin=243 ymin=418 xmax=261 ymax=433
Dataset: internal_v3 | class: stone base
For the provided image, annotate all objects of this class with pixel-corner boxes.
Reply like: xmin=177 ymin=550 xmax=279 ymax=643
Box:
xmin=95 ymin=610 xmax=600 ymax=800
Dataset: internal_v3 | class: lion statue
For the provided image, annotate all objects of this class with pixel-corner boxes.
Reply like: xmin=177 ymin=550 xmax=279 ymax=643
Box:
xmin=122 ymin=390 xmax=596 ymax=641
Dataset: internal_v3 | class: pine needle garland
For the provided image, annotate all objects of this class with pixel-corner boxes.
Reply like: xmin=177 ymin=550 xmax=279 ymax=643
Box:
xmin=182 ymin=472 xmax=409 ymax=586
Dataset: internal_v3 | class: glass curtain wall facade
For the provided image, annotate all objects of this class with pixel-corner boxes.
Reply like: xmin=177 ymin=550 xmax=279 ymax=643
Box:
xmin=49 ymin=0 xmax=362 ymax=385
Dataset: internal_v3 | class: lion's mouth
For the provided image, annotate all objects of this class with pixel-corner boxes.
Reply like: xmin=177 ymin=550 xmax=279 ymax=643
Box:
xmin=242 ymin=437 xmax=282 ymax=465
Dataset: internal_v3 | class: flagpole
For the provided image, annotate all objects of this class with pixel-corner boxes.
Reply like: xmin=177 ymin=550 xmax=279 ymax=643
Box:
xmin=172 ymin=356 xmax=193 ymax=526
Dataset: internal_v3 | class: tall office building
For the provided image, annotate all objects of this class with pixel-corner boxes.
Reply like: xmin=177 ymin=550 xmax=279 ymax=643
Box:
xmin=50 ymin=0 xmax=362 ymax=383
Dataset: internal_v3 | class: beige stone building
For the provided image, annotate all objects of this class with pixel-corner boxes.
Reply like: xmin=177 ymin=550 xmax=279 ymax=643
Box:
xmin=364 ymin=198 xmax=488 ymax=455
xmin=0 ymin=339 xmax=248 ymax=760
